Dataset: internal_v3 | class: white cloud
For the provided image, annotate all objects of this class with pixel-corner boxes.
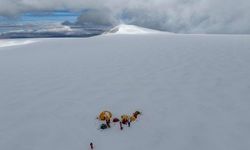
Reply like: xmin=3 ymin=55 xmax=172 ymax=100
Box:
xmin=0 ymin=0 xmax=250 ymax=33
xmin=75 ymin=9 xmax=117 ymax=26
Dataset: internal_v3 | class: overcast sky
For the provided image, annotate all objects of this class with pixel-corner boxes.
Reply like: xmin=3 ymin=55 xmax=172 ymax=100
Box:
xmin=0 ymin=0 xmax=250 ymax=34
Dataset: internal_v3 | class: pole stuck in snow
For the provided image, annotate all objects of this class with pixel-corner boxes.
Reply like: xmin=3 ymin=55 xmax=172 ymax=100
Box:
xmin=119 ymin=121 xmax=123 ymax=130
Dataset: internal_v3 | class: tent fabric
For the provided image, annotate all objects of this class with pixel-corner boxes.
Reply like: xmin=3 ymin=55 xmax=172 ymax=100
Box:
xmin=121 ymin=115 xmax=129 ymax=124
xmin=130 ymin=116 xmax=136 ymax=122
xmin=133 ymin=111 xmax=141 ymax=118
xmin=99 ymin=111 xmax=112 ymax=121
xmin=113 ymin=118 xmax=120 ymax=123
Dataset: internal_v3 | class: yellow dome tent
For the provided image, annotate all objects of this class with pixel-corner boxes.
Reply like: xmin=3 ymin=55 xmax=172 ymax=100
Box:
xmin=121 ymin=115 xmax=130 ymax=124
xmin=130 ymin=115 xmax=136 ymax=122
xmin=121 ymin=115 xmax=129 ymax=120
xmin=99 ymin=111 xmax=112 ymax=121
xmin=133 ymin=111 xmax=141 ymax=118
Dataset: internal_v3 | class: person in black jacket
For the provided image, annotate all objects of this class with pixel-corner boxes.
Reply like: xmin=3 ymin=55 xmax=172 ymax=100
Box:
xmin=90 ymin=142 xmax=94 ymax=149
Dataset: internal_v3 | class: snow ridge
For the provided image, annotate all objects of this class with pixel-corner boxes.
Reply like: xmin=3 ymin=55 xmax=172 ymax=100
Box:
xmin=0 ymin=40 xmax=36 ymax=48
xmin=105 ymin=24 xmax=164 ymax=35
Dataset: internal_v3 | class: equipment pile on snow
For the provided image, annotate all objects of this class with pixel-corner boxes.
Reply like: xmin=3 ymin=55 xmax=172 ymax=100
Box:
xmin=97 ymin=110 xmax=141 ymax=130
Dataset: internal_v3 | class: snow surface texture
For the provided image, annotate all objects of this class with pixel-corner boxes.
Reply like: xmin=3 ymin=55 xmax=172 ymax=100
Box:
xmin=0 ymin=39 xmax=36 ymax=48
xmin=0 ymin=31 xmax=250 ymax=150
xmin=105 ymin=24 xmax=163 ymax=34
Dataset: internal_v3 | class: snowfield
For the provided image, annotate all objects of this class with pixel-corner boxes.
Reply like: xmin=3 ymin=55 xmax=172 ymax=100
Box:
xmin=0 ymin=39 xmax=36 ymax=48
xmin=0 ymin=26 xmax=250 ymax=150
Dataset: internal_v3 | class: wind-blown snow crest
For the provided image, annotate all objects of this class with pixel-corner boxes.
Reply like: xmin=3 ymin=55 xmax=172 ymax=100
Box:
xmin=0 ymin=39 xmax=36 ymax=48
xmin=105 ymin=24 xmax=165 ymax=35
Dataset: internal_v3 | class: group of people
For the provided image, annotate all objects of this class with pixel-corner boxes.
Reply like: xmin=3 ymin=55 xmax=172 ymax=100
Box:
xmin=97 ymin=110 xmax=141 ymax=130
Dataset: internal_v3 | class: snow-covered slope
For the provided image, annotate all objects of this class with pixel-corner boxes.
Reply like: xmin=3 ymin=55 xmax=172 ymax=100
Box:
xmin=0 ymin=34 xmax=250 ymax=150
xmin=0 ymin=39 xmax=36 ymax=48
xmin=105 ymin=24 xmax=164 ymax=34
